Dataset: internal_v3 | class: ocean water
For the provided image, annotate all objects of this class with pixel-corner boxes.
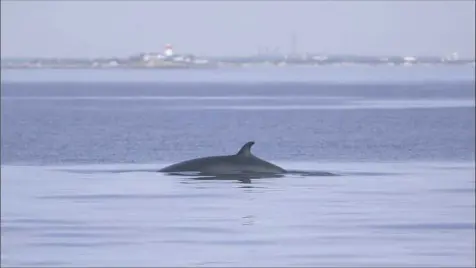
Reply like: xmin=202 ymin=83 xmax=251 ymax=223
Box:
xmin=1 ymin=66 xmax=475 ymax=267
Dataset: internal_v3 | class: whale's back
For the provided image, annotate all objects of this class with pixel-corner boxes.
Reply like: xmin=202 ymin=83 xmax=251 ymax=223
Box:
xmin=159 ymin=141 xmax=286 ymax=175
xmin=159 ymin=155 xmax=233 ymax=173
xmin=159 ymin=154 xmax=285 ymax=174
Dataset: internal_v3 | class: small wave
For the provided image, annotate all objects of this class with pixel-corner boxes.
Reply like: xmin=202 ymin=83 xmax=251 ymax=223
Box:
xmin=38 ymin=193 xmax=228 ymax=200
xmin=367 ymin=222 xmax=475 ymax=231
xmin=29 ymin=241 xmax=134 ymax=248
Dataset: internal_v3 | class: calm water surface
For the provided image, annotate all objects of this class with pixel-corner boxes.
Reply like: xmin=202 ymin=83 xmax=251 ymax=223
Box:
xmin=1 ymin=67 xmax=475 ymax=267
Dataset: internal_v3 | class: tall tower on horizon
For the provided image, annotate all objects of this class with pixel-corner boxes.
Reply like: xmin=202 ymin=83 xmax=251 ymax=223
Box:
xmin=291 ymin=31 xmax=297 ymax=55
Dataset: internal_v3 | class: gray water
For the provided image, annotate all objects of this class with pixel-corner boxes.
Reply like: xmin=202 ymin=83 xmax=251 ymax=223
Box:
xmin=1 ymin=66 xmax=475 ymax=267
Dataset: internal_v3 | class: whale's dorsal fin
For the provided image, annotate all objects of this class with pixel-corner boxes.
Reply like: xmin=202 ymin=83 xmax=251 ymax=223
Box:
xmin=236 ymin=141 xmax=255 ymax=157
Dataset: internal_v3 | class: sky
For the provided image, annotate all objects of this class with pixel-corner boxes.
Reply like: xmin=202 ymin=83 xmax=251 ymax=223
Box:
xmin=1 ymin=1 xmax=475 ymax=58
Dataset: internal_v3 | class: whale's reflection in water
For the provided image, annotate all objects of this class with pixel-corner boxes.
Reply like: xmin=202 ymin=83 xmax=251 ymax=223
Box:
xmin=163 ymin=170 xmax=340 ymax=184
xmin=58 ymin=167 xmax=398 ymax=184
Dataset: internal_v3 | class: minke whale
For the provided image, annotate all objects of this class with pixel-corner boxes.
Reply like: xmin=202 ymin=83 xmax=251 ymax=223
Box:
xmin=159 ymin=141 xmax=286 ymax=175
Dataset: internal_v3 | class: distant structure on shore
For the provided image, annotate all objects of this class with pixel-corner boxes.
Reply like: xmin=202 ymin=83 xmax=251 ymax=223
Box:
xmin=164 ymin=44 xmax=173 ymax=57
xmin=134 ymin=43 xmax=210 ymax=68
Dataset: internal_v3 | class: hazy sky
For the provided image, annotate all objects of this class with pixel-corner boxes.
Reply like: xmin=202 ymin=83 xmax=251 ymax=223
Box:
xmin=1 ymin=1 xmax=475 ymax=58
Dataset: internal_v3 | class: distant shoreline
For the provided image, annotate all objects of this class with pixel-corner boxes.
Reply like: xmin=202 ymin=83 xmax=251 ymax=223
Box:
xmin=2 ymin=53 xmax=474 ymax=70
xmin=2 ymin=61 xmax=474 ymax=70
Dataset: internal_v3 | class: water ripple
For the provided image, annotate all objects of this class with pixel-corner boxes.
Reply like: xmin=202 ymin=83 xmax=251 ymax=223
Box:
xmin=38 ymin=193 xmax=229 ymax=200
xmin=368 ymin=222 xmax=475 ymax=231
